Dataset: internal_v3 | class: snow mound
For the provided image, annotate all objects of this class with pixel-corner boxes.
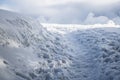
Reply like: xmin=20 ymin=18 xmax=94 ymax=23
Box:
xmin=0 ymin=10 xmax=72 ymax=80
xmin=42 ymin=23 xmax=120 ymax=80
xmin=71 ymin=28 xmax=120 ymax=80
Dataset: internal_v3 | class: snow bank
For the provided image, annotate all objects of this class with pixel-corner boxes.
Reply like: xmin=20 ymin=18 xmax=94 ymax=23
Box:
xmin=71 ymin=28 xmax=120 ymax=80
xmin=0 ymin=10 xmax=72 ymax=80
xmin=42 ymin=23 xmax=120 ymax=80
xmin=1 ymin=9 xmax=120 ymax=80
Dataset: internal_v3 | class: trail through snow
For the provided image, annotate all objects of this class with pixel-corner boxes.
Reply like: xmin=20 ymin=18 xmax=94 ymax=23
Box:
xmin=43 ymin=24 xmax=120 ymax=80
xmin=66 ymin=33 xmax=101 ymax=80
xmin=43 ymin=25 xmax=102 ymax=80
xmin=1 ymin=10 xmax=120 ymax=80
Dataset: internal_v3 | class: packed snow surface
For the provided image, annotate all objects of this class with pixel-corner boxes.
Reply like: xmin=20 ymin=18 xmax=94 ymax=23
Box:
xmin=0 ymin=10 xmax=120 ymax=80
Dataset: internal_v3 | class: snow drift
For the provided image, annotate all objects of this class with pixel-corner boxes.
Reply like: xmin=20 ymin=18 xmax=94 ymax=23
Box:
xmin=70 ymin=28 xmax=120 ymax=80
xmin=1 ymin=9 xmax=120 ymax=80
xmin=43 ymin=23 xmax=120 ymax=80
xmin=0 ymin=10 xmax=72 ymax=80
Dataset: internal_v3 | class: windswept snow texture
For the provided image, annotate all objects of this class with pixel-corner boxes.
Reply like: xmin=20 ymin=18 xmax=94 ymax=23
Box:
xmin=43 ymin=24 xmax=120 ymax=80
xmin=1 ymin=9 xmax=120 ymax=80
xmin=0 ymin=10 xmax=73 ymax=80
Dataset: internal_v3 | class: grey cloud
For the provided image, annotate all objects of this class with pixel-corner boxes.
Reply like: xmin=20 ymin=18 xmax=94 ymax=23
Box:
xmin=1 ymin=0 xmax=120 ymax=24
xmin=37 ymin=2 xmax=120 ymax=24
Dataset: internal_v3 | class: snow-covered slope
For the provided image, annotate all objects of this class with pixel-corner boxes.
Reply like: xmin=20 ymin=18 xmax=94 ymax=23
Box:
xmin=69 ymin=28 xmax=120 ymax=80
xmin=0 ymin=10 xmax=72 ymax=80
xmin=42 ymin=22 xmax=119 ymax=34
xmin=43 ymin=23 xmax=120 ymax=80
xmin=1 ymin=9 xmax=120 ymax=80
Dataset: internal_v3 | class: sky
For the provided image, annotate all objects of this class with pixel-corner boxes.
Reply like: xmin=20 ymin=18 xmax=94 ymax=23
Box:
xmin=0 ymin=0 xmax=120 ymax=24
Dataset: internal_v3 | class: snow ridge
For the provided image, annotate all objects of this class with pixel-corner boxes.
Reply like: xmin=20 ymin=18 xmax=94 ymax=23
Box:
xmin=0 ymin=10 xmax=72 ymax=80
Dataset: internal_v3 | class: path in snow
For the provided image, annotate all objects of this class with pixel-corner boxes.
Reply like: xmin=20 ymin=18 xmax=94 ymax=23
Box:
xmin=43 ymin=24 xmax=120 ymax=80
xmin=43 ymin=24 xmax=104 ymax=80
xmin=65 ymin=32 xmax=101 ymax=80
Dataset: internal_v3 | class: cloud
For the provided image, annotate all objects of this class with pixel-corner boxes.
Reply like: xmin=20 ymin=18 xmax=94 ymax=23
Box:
xmin=8 ymin=0 xmax=120 ymax=6
xmin=83 ymin=13 xmax=109 ymax=24
xmin=37 ymin=2 xmax=120 ymax=24
xmin=0 ymin=5 xmax=18 ymax=12
xmin=0 ymin=0 xmax=120 ymax=24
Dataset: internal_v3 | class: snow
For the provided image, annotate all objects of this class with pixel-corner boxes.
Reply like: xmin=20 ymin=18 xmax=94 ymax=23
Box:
xmin=0 ymin=9 xmax=120 ymax=80
xmin=0 ymin=10 xmax=72 ymax=80
xmin=42 ymin=21 xmax=119 ymax=34
xmin=42 ymin=23 xmax=120 ymax=80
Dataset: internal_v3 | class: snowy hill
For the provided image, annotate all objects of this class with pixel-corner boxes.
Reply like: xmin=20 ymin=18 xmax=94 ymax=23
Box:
xmin=69 ymin=28 xmax=120 ymax=80
xmin=42 ymin=23 xmax=120 ymax=80
xmin=0 ymin=10 xmax=72 ymax=80
xmin=1 ymin=9 xmax=120 ymax=80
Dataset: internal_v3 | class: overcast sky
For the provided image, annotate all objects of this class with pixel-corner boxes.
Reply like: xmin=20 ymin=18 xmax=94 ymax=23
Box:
xmin=0 ymin=0 xmax=120 ymax=24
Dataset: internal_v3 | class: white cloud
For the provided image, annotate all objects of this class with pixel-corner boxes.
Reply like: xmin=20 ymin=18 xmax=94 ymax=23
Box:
xmin=10 ymin=0 xmax=83 ymax=6
xmin=1 ymin=0 xmax=120 ymax=24
xmin=84 ymin=13 xmax=110 ymax=24
xmin=0 ymin=5 xmax=18 ymax=12
xmin=10 ymin=0 xmax=120 ymax=7
xmin=85 ymin=0 xmax=120 ymax=6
